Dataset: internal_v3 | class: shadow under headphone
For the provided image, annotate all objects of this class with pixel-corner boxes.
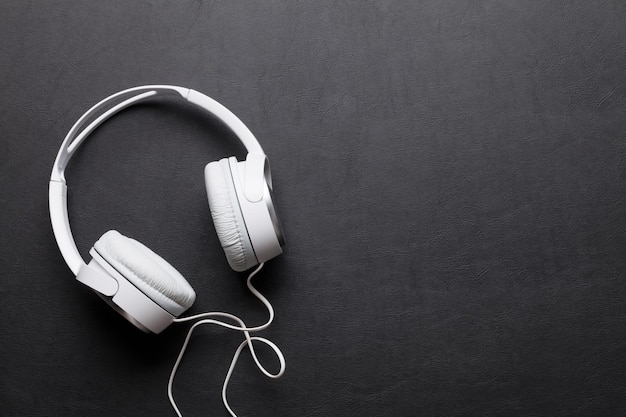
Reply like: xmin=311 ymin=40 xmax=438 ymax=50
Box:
xmin=49 ymin=85 xmax=286 ymax=416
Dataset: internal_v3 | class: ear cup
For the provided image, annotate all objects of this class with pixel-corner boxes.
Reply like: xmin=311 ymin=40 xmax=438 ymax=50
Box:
xmin=93 ymin=230 xmax=196 ymax=316
xmin=205 ymin=159 xmax=257 ymax=272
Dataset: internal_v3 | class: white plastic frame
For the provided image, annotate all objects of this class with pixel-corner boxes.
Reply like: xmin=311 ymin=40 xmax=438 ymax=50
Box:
xmin=230 ymin=157 xmax=284 ymax=263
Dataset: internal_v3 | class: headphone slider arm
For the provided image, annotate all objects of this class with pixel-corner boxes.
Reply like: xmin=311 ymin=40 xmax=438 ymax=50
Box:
xmin=76 ymin=261 xmax=119 ymax=297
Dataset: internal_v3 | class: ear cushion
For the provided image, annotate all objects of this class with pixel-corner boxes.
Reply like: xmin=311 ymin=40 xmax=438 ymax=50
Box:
xmin=93 ymin=230 xmax=196 ymax=316
xmin=205 ymin=159 xmax=257 ymax=272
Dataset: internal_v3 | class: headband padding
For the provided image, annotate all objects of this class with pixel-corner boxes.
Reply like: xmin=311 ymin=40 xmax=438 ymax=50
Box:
xmin=94 ymin=230 xmax=196 ymax=316
xmin=205 ymin=160 xmax=257 ymax=272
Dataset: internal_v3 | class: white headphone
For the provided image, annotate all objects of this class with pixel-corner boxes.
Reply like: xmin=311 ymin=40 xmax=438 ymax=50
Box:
xmin=49 ymin=85 xmax=285 ymax=334
xmin=49 ymin=86 xmax=287 ymax=416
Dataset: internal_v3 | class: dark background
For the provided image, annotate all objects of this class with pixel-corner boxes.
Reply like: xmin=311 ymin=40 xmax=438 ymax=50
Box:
xmin=1 ymin=1 xmax=625 ymax=416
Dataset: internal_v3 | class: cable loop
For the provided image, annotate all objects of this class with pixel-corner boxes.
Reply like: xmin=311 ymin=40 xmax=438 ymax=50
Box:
xmin=168 ymin=263 xmax=285 ymax=417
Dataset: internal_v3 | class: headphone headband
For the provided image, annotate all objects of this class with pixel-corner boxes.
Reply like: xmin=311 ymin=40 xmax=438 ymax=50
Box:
xmin=50 ymin=85 xmax=266 ymax=274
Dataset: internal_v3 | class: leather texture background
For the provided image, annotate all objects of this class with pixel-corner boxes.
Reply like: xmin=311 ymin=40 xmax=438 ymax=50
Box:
xmin=1 ymin=1 xmax=625 ymax=416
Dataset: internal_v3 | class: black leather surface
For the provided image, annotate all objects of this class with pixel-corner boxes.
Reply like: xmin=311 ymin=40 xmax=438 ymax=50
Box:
xmin=1 ymin=2 xmax=625 ymax=416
